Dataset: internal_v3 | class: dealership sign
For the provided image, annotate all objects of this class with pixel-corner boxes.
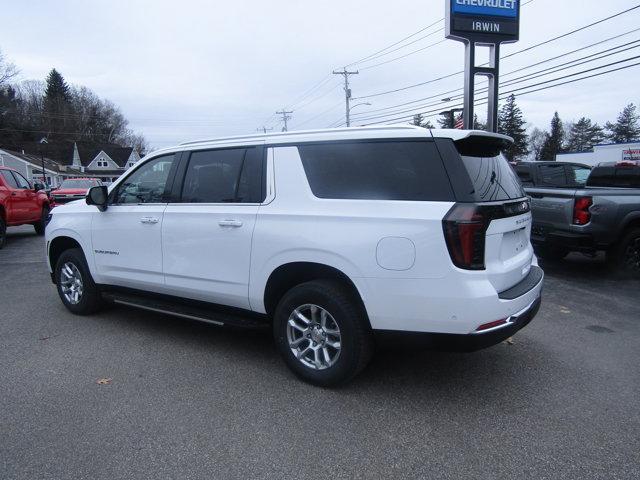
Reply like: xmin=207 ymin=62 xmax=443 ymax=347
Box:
xmin=446 ymin=0 xmax=520 ymax=43
xmin=622 ymin=149 xmax=640 ymax=161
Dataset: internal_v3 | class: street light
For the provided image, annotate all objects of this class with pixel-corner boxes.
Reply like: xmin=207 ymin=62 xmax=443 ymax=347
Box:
xmin=348 ymin=103 xmax=372 ymax=126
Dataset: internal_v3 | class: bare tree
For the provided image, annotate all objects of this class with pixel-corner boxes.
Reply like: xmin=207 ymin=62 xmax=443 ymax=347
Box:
xmin=0 ymin=49 xmax=19 ymax=87
xmin=528 ymin=127 xmax=547 ymax=161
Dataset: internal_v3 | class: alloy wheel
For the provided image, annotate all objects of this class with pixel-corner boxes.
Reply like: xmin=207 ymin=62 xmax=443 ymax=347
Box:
xmin=60 ymin=262 xmax=84 ymax=304
xmin=286 ymin=304 xmax=341 ymax=370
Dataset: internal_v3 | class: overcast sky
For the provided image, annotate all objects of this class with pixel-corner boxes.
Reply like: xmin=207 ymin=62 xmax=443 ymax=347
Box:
xmin=3 ymin=0 xmax=639 ymax=150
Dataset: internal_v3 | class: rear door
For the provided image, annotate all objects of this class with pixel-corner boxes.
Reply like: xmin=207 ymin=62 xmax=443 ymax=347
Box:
xmin=161 ymin=145 xmax=264 ymax=309
xmin=437 ymin=136 xmax=534 ymax=293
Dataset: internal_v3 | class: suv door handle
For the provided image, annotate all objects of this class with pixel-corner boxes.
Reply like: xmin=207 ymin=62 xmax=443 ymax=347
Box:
xmin=218 ymin=219 xmax=243 ymax=228
xmin=140 ymin=216 xmax=159 ymax=224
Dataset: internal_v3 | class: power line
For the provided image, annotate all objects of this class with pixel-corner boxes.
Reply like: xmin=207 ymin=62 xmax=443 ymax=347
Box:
xmin=294 ymin=101 xmax=344 ymax=129
xmin=351 ymin=38 xmax=640 ymax=121
xmin=353 ymin=3 xmax=640 ymax=100
xmin=360 ymin=57 xmax=640 ymax=125
xmin=275 ymin=109 xmax=293 ymax=131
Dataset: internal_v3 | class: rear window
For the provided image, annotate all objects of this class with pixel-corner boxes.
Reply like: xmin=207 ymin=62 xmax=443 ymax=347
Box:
xmin=60 ymin=179 xmax=98 ymax=189
xmin=587 ymin=164 xmax=640 ymax=188
xmin=459 ymin=154 xmax=525 ymax=201
xmin=298 ymin=141 xmax=454 ymax=201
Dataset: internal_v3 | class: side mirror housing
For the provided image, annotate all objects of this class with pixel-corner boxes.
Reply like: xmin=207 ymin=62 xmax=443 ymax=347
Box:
xmin=34 ymin=182 xmax=45 ymax=192
xmin=86 ymin=185 xmax=109 ymax=212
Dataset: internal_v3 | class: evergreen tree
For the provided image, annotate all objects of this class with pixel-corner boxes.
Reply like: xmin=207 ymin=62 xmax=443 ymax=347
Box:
xmin=411 ymin=114 xmax=433 ymax=128
xmin=473 ymin=114 xmax=486 ymax=131
xmin=437 ymin=111 xmax=455 ymax=129
xmin=43 ymin=68 xmax=72 ymax=136
xmin=605 ymin=103 xmax=640 ymax=143
xmin=566 ymin=117 xmax=604 ymax=152
xmin=497 ymin=94 xmax=529 ymax=161
xmin=540 ymin=112 xmax=564 ymax=160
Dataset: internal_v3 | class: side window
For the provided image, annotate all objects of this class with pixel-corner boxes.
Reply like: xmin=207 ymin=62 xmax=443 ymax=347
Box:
xmin=113 ymin=154 xmax=175 ymax=204
xmin=180 ymin=147 xmax=263 ymax=203
xmin=538 ymin=164 xmax=567 ymax=187
xmin=566 ymin=165 xmax=591 ymax=186
xmin=12 ymin=171 xmax=31 ymax=189
xmin=298 ymin=141 xmax=454 ymax=201
xmin=1 ymin=170 xmax=19 ymax=189
xmin=515 ymin=166 xmax=534 ymax=186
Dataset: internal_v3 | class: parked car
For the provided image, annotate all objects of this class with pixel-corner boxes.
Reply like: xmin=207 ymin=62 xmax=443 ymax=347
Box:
xmin=51 ymin=178 xmax=103 ymax=206
xmin=516 ymin=160 xmax=640 ymax=275
xmin=46 ymin=126 xmax=543 ymax=385
xmin=0 ymin=166 xmax=51 ymax=248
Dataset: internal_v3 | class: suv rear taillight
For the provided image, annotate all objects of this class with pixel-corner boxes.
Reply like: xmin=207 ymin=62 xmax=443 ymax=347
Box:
xmin=573 ymin=197 xmax=592 ymax=225
xmin=443 ymin=204 xmax=489 ymax=270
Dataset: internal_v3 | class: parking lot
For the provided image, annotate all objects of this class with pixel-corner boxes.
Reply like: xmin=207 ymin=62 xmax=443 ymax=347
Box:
xmin=1 ymin=225 xmax=639 ymax=480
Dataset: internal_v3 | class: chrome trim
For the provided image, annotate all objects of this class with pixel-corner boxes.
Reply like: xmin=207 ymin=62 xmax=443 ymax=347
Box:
xmin=471 ymin=296 xmax=539 ymax=335
xmin=112 ymin=299 xmax=224 ymax=326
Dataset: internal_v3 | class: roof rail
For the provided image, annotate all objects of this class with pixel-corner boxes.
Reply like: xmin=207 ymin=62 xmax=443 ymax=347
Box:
xmin=179 ymin=125 xmax=421 ymax=146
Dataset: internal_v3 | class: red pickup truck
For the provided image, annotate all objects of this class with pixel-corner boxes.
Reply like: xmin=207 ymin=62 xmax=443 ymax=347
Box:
xmin=0 ymin=166 xmax=51 ymax=248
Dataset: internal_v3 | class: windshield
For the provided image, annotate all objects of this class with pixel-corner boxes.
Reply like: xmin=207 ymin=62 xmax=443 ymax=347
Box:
xmin=460 ymin=153 xmax=525 ymax=201
xmin=59 ymin=179 xmax=97 ymax=189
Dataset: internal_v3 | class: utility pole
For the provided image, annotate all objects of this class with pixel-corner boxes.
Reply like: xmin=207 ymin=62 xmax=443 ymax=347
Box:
xmin=332 ymin=68 xmax=359 ymax=127
xmin=275 ymin=109 xmax=293 ymax=132
xmin=256 ymin=126 xmax=273 ymax=134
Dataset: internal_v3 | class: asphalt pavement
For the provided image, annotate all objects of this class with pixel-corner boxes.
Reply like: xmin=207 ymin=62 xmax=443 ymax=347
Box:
xmin=1 ymin=225 xmax=639 ymax=479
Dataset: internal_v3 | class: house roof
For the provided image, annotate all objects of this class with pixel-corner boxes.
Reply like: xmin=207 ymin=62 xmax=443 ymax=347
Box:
xmin=0 ymin=148 xmax=82 ymax=175
xmin=78 ymin=143 xmax=133 ymax=168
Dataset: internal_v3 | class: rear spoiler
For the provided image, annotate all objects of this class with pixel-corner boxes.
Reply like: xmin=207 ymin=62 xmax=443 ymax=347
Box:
xmin=453 ymin=131 xmax=514 ymax=157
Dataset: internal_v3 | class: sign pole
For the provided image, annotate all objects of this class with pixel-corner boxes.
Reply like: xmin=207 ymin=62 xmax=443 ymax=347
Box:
xmin=445 ymin=0 xmax=520 ymax=132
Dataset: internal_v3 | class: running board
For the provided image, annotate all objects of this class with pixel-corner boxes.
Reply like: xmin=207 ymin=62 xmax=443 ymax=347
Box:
xmin=102 ymin=291 xmax=269 ymax=330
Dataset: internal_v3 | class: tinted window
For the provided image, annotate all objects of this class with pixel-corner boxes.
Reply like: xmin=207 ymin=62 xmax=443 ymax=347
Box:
xmin=566 ymin=165 xmax=591 ymax=186
xmin=181 ymin=147 xmax=262 ymax=203
xmin=588 ymin=165 xmax=640 ymax=188
xmin=298 ymin=141 xmax=454 ymax=201
xmin=515 ymin=165 xmax=533 ymax=185
xmin=12 ymin=171 xmax=31 ymax=189
xmin=1 ymin=170 xmax=19 ymax=188
xmin=114 ymin=154 xmax=175 ymax=204
xmin=459 ymin=154 xmax=524 ymax=201
xmin=538 ymin=164 xmax=567 ymax=187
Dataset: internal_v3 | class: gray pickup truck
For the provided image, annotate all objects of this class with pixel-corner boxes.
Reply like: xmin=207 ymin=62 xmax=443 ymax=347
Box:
xmin=513 ymin=161 xmax=640 ymax=276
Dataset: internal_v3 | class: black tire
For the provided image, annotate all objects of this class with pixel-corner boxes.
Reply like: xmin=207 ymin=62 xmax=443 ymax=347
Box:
xmin=608 ymin=227 xmax=640 ymax=278
xmin=33 ymin=205 xmax=49 ymax=235
xmin=0 ymin=216 xmax=6 ymax=249
xmin=273 ymin=280 xmax=374 ymax=387
xmin=534 ymin=245 xmax=569 ymax=261
xmin=55 ymin=248 xmax=103 ymax=314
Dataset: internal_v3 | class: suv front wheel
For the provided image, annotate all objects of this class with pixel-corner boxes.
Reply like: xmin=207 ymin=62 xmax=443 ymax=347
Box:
xmin=273 ymin=280 xmax=373 ymax=387
xmin=55 ymin=248 xmax=103 ymax=314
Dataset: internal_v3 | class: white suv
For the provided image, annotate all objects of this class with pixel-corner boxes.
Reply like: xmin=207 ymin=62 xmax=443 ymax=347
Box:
xmin=46 ymin=126 xmax=543 ymax=386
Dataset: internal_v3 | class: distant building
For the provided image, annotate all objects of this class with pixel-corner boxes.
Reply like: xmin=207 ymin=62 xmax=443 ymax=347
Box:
xmin=18 ymin=140 xmax=141 ymax=184
xmin=0 ymin=149 xmax=82 ymax=188
xmin=556 ymin=141 xmax=640 ymax=167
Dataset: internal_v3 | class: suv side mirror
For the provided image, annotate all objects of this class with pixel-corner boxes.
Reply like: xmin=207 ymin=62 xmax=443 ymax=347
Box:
xmin=34 ymin=182 xmax=45 ymax=192
xmin=86 ymin=185 xmax=109 ymax=211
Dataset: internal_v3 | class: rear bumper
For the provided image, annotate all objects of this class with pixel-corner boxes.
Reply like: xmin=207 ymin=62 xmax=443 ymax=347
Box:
xmin=374 ymin=295 xmax=541 ymax=352
xmin=531 ymin=225 xmax=595 ymax=252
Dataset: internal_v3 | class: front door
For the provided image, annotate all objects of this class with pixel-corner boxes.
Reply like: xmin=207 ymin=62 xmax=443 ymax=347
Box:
xmin=91 ymin=154 xmax=178 ymax=290
xmin=10 ymin=171 xmax=40 ymax=222
xmin=162 ymin=145 xmax=264 ymax=309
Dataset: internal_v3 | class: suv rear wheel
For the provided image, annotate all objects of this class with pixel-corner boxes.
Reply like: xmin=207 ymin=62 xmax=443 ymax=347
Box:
xmin=33 ymin=205 xmax=49 ymax=235
xmin=273 ymin=280 xmax=373 ymax=387
xmin=55 ymin=248 xmax=103 ymax=314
